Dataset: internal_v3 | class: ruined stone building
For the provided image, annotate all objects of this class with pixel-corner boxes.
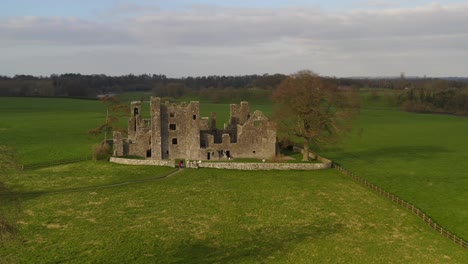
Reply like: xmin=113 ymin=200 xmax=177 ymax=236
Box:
xmin=112 ymin=97 xmax=276 ymax=161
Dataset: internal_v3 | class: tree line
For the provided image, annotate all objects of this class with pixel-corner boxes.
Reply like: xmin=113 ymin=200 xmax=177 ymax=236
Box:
xmin=399 ymin=79 xmax=468 ymax=115
xmin=1 ymin=73 xmax=467 ymax=115
xmin=0 ymin=73 xmax=287 ymax=98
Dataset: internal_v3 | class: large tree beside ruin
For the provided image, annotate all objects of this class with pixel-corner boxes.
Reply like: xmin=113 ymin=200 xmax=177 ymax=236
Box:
xmin=272 ymin=70 xmax=360 ymax=161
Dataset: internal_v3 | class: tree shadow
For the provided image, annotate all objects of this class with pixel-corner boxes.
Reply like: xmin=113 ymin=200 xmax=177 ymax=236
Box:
xmin=162 ymin=222 xmax=343 ymax=264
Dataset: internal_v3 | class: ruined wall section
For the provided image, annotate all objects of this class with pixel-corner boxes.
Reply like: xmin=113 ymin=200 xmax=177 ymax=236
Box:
xmin=229 ymin=101 xmax=250 ymax=126
xmin=112 ymin=131 xmax=124 ymax=156
xmin=128 ymin=101 xmax=142 ymax=141
xmin=128 ymin=132 xmax=151 ymax=157
xmin=126 ymin=101 xmax=152 ymax=158
xmin=185 ymin=102 xmax=202 ymax=159
xmin=163 ymin=101 xmax=201 ymax=160
xmin=232 ymin=110 xmax=276 ymax=158
xmin=150 ymin=97 xmax=162 ymax=160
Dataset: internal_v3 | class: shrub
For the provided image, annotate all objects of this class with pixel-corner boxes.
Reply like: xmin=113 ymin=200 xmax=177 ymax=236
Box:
xmin=92 ymin=143 xmax=111 ymax=161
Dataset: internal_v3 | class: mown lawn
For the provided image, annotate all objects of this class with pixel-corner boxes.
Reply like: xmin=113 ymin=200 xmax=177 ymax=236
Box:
xmin=1 ymin=163 xmax=467 ymax=263
xmin=322 ymin=107 xmax=468 ymax=240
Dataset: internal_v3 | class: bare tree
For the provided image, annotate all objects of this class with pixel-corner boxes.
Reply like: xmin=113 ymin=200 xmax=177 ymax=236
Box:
xmin=272 ymin=70 xmax=360 ymax=161
xmin=88 ymin=96 xmax=128 ymax=143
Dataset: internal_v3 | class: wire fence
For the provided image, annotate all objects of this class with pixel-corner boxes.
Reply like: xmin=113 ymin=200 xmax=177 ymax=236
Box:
xmin=22 ymin=156 xmax=92 ymax=170
xmin=333 ymin=164 xmax=467 ymax=250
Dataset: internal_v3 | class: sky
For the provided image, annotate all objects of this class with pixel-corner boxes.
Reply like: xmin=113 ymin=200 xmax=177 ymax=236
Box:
xmin=1 ymin=0 xmax=467 ymax=77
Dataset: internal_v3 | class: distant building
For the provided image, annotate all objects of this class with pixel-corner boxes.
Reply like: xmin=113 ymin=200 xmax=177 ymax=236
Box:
xmin=112 ymin=97 xmax=276 ymax=160
xmin=96 ymin=93 xmax=116 ymax=99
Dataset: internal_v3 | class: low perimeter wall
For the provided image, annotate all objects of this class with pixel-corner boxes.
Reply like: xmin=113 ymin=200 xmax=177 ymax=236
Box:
xmin=186 ymin=161 xmax=331 ymax=170
xmin=110 ymin=157 xmax=332 ymax=171
xmin=110 ymin=157 xmax=174 ymax=167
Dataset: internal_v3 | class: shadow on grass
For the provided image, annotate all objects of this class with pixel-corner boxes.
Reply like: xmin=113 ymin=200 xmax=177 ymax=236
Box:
xmin=331 ymin=145 xmax=451 ymax=164
xmin=164 ymin=222 xmax=343 ymax=264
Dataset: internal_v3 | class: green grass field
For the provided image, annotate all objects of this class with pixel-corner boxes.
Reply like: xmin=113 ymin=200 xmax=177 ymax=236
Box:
xmin=0 ymin=97 xmax=105 ymax=164
xmin=1 ymin=95 xmax=467 ymax=262
xmin=322 ymin=108 xmax=468 ymax=240
xmin=1 ymin=163 xmax=467 ymax=263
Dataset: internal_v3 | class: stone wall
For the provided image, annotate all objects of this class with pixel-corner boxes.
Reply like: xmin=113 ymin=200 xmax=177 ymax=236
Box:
xmin=185 ymin=160 xmax=332 ymax=170
xmin=230 ymin=101 xmax=250 ymax=125
xmin=110 ymin=157 xmax=174 ymax=167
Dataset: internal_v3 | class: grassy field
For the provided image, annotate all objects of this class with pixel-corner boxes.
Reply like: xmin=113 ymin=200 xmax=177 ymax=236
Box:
xmin=1 ymin=95 xmax=467 ymax=262
xmin=1 ymin=162 xmax=467 ymax=263
xmin=0 ymin=97 xmax=105 ymax=164
xmin=322 ymin=107 xmax=468 ymax=240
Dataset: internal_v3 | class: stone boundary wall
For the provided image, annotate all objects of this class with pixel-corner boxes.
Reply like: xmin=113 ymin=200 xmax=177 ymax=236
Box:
xmin=292 ymin=146 xmax=332 ymax=164
xmin=110 ymin=155 xmax=332 ymax=171
xmin=110 ymin=157 xmax=174 ymax=167
xmin=185 ymin=161 xmax=331 ymax=170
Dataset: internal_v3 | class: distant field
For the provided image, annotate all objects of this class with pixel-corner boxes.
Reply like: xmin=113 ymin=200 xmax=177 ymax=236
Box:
xmin=117 ymin=89 xmax=272 ymax=105
xmin=322 ymin=107 xmax=468 ymax=240
xmin=0 ymin=97 xmax=105 ymax=164
xmin=2 ymin=162 xmax=466 ymax=263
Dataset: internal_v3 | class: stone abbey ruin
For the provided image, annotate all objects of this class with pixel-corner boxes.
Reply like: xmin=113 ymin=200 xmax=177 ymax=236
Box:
xmin=112 ymin=97 xmax=276 ymax=161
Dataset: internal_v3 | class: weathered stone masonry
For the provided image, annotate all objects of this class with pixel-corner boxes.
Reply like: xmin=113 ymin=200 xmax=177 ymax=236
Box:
xmin=113 ymin=97 xmax=277 ymax=161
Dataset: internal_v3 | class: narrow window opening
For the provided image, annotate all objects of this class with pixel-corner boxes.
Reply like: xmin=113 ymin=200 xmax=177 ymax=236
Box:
xmin=193 ymin=115 xmax=197 ymax=120
xmin=169 ymin=124 xmax=176 ymax=130
xmin=146 ymin=149 xmax=152 ymax=158
xmin=169 ymin=112 xmax=175 ymax=117
xmin=134 ymin=108 xmax=139 ymax=116
xmin=253 ymin=150 xmax=256 ymax=154
xmin=172 ymin=138 xmax=178 ymax=144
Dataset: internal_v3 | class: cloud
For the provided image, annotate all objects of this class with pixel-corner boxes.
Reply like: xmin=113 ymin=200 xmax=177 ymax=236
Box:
xmin=1 ymin=2 xmax=468 ymax=76
xmin=0 ymin=16 xmax=135 ymax=46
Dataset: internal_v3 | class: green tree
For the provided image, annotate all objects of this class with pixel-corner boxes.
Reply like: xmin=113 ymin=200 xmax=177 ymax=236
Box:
xmin=272 ymin=70 xmax=360 ymax=161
